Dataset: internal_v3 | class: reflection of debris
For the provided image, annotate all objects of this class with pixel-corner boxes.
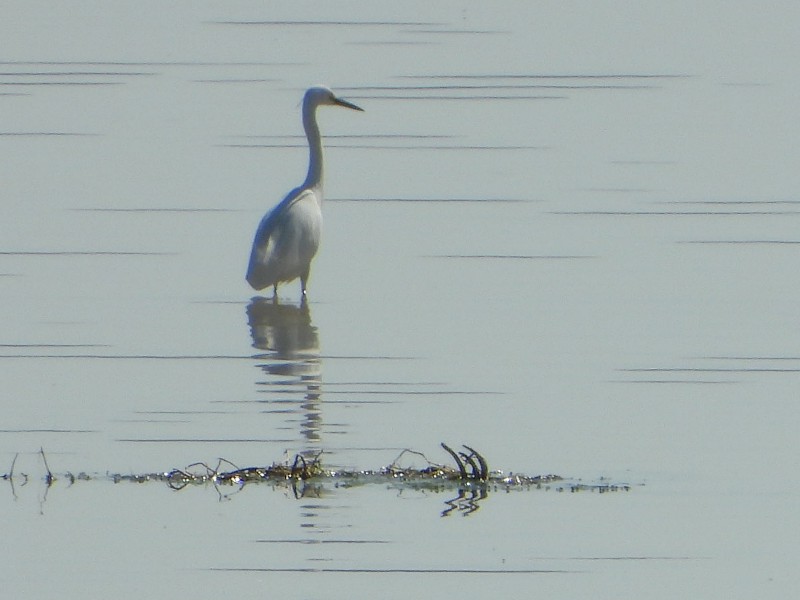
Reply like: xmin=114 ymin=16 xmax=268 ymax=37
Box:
xmin=442 ymin=487 xmax=487 ymax=517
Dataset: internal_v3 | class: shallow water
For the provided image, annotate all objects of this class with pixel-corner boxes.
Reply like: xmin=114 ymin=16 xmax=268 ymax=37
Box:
xmin=2 ymin=2 xmax=799 ymax=598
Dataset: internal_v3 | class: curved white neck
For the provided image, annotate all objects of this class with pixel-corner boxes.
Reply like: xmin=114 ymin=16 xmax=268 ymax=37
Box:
xmin=302 ymin=101 xmax=323 ymax=191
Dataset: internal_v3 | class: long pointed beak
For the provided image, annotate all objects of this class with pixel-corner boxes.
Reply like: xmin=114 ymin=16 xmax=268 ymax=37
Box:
xmin=334 ymin=96 xmax=364 ymax=112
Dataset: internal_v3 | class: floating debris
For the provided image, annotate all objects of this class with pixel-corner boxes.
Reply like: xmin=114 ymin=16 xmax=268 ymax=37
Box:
xmin=3 ymin=444 xmax=631 ymax=513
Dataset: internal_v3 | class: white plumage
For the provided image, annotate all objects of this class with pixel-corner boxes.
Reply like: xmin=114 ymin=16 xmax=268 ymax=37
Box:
xmin=246 ymin=86 xmax=363 ymax=298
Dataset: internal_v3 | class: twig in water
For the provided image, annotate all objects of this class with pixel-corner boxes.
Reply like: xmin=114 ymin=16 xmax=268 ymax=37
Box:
xmin=166 ymin=468 xmax=194 ymax=490
xmin=8 ymin=452 xmax=18 ymax=480
xmin=214 ymin=457 xmax=241 ymax=475
xmin=440 ymin=443 xmax=467 ymax=480
xmin=441 ymin=443 xmax=489 ymax=481
xmin=389 ymin=448 xmax=436 ymax=470
xmin=184 ymin=461 xmax=218 ymax=479
xmin=458 ymin=450 xmax=477 ymax=479
xmin=39 ymin=448 xmax=54 ymax=486
xmin=291 ymin=454 xmax=307 ymax=479
xmin=7 ymin=453 xmax=19 ymax=500
xmin=462 ymin=445 xmax=488 ymax=481
xmin=307 ymin=450 xmax=323 ymax=473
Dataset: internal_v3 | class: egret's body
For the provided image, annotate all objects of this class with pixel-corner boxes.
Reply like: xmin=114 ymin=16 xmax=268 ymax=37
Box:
xmin=246 ymin=86 xmax=363 ymax=298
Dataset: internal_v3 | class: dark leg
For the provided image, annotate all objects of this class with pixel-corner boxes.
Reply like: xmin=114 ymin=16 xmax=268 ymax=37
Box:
xmin=300 ymin=269 xmax=309 ymax=298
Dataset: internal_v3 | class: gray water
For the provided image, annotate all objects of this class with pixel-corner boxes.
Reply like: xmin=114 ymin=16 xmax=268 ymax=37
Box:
xmin=2 ymin=3 xmax=799 ymax=598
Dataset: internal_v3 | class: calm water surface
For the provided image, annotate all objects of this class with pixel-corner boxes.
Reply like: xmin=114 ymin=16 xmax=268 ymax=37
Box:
xmin=2 ymin=2 xmax=799 ymax=598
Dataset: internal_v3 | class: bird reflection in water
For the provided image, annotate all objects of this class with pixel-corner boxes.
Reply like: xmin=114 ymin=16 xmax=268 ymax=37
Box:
xmin=246 ymin=297 xmax=322 ymax=456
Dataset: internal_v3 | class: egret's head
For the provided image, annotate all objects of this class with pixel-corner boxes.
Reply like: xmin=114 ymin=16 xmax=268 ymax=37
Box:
xmin=304 ymin=85 xmax=363 ymax=112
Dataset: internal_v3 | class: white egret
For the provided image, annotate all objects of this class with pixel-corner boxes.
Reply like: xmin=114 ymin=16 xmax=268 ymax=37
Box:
xmin=246 ymin=85 xmax=363 ymax=298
